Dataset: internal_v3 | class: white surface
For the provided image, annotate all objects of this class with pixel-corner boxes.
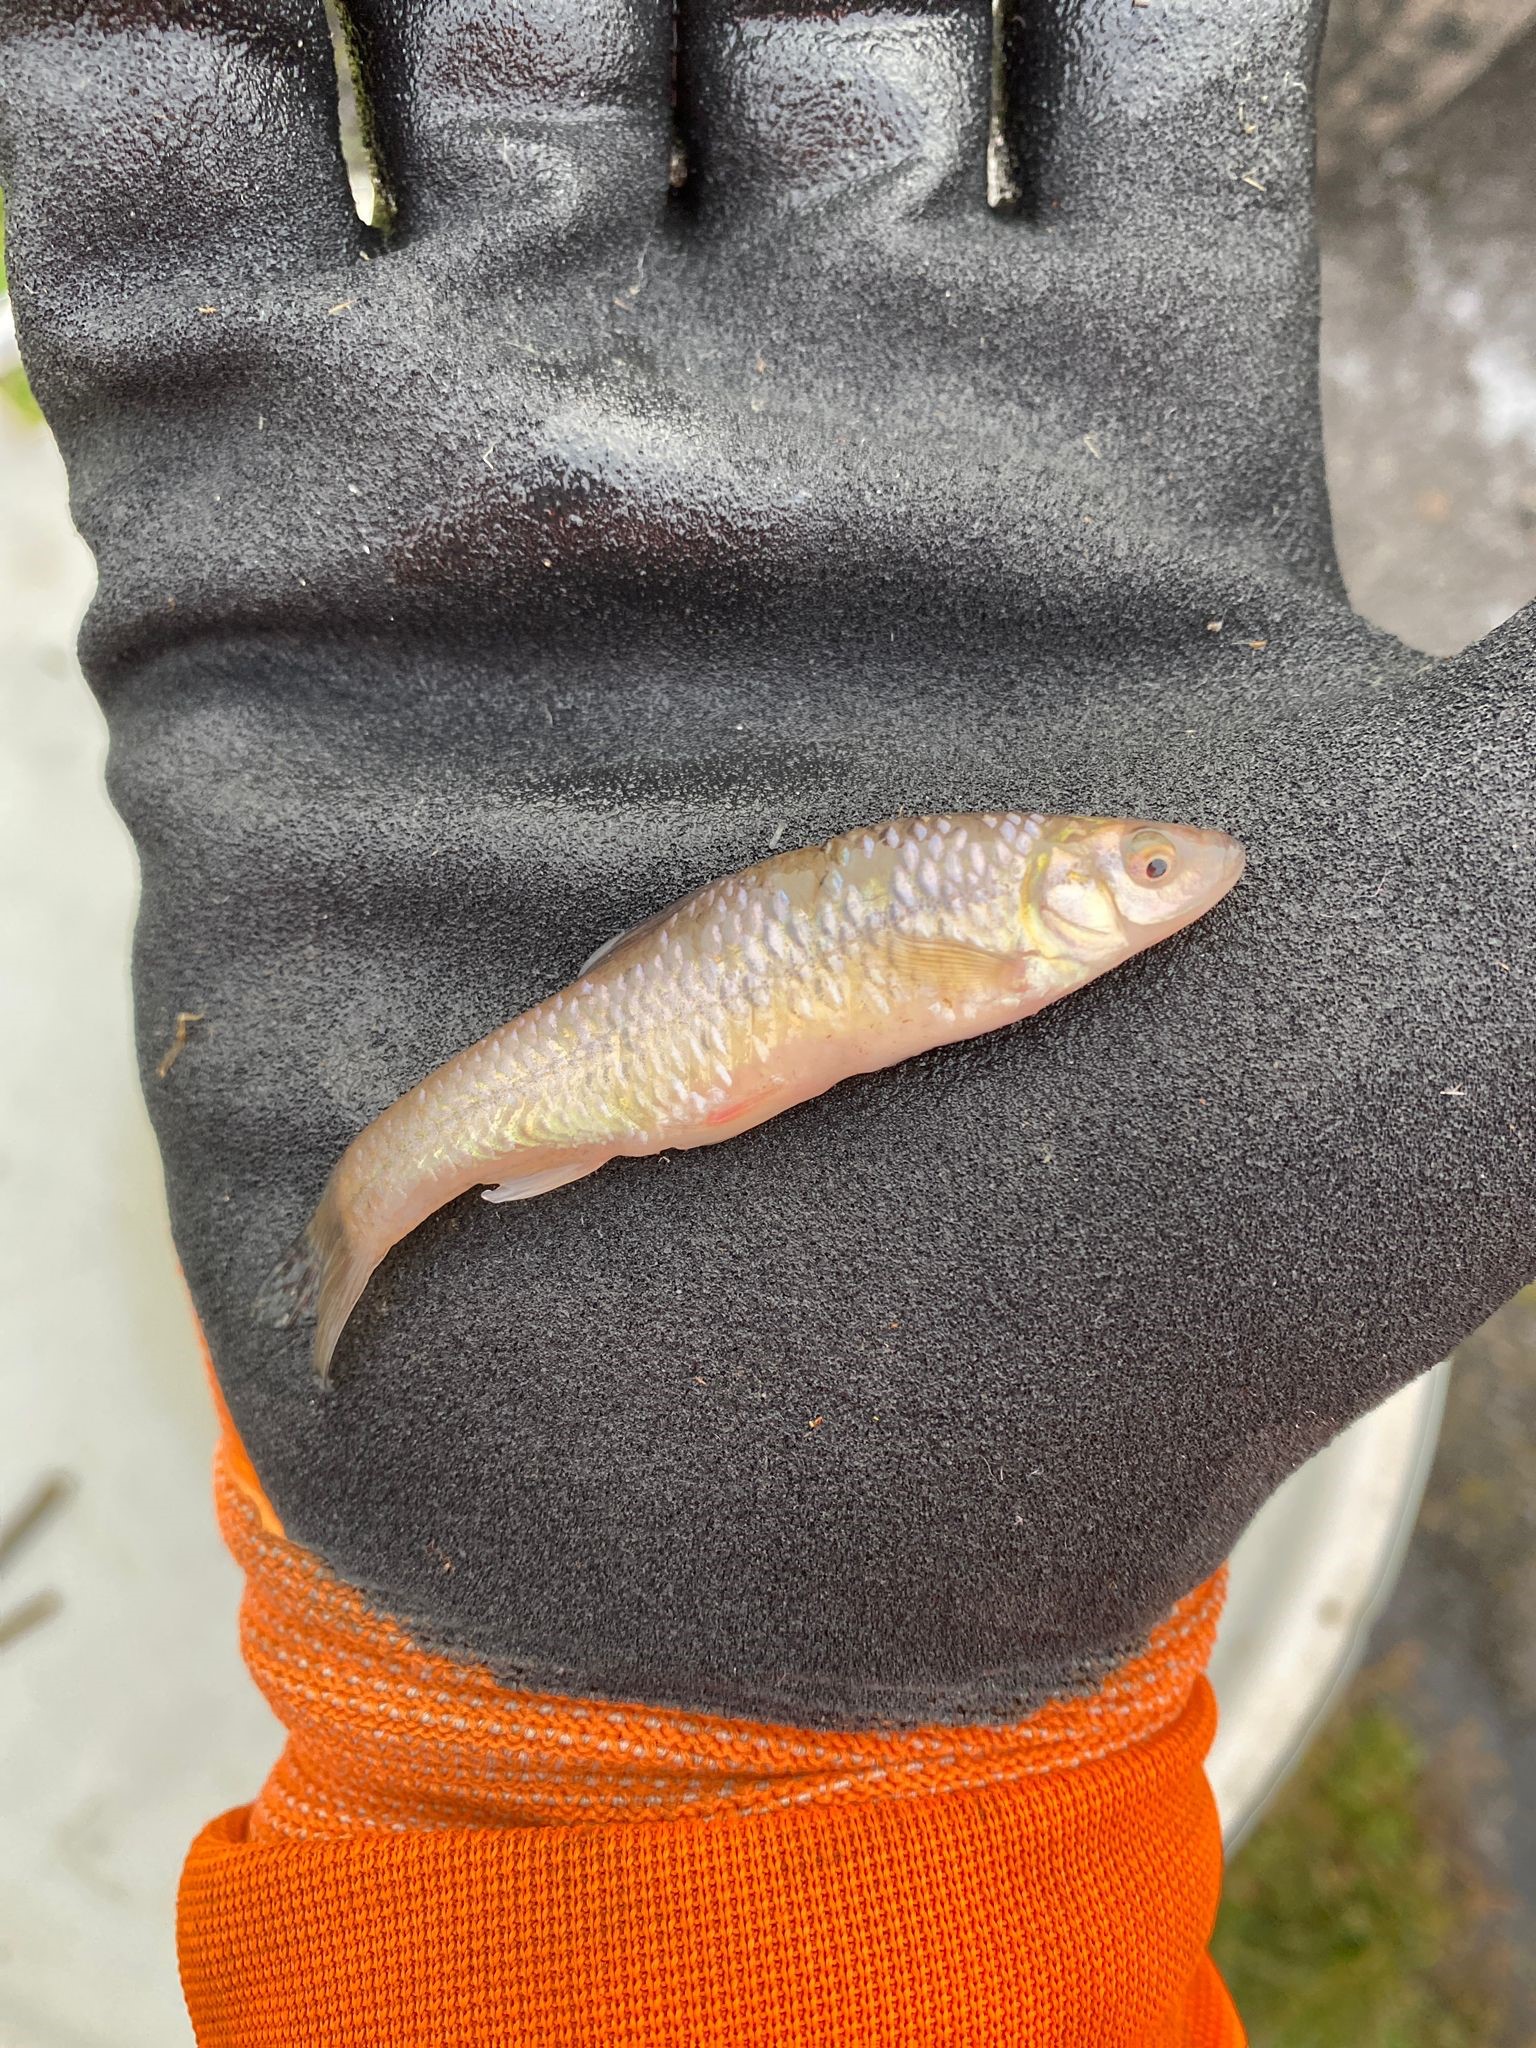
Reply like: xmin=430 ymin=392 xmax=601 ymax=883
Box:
xmin=1209 ymin=1363 xmax=1448 ymax=1845
xmin=0 ymin=399 xmax=281 ymax=2048
xmin=0 ymin=365 xmax=1442 ymax=2045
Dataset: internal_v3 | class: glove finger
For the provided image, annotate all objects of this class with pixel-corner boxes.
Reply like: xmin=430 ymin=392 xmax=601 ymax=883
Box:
xmin=1448 ymin=590 xmax=1536 ymax=680
xmin=0 ymin=2 xmax=360 ymax=366
xmin=343 ymin=0 xmax=673 ymax=273
xmin=1003 ymin=0 xmax=1323 ymax=218
xmin=981 ymin=0 xmax=1335 ymax=588
xmin=678 ymin=0 xmax=993 ymax=226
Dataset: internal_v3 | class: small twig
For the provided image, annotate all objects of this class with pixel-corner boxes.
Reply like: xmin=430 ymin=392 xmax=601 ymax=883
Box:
xmin=157 ymin=1011 xmax=206 ymax=1079
xmin=0 ymin=1589 xmax=63 ymax=1652
xmin=0 ymin=1472 xmax=74 ymax=1574
xmin=0 ymin=1474 xmax=74 ymax=1654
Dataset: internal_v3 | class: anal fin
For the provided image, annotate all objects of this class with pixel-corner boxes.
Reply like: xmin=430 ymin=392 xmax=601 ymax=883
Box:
xmin=482 ymin=1154 xmax=604 ymax=1204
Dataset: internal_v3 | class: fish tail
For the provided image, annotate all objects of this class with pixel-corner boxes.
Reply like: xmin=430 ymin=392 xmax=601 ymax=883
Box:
xmin=258 ymin=1184 xmax=374 ymax=1383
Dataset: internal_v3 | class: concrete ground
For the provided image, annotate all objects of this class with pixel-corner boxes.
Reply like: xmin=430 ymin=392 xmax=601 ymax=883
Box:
xmin=1320 ymin=25 xmax=1536 ymax=655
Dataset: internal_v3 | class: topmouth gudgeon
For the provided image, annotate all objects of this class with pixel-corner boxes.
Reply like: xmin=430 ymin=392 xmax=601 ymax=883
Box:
xmin=271 ymin=809 xmax=1244 ymax=1377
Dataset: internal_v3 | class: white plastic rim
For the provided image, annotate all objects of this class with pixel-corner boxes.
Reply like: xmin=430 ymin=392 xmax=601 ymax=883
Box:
xmin=1208 ymin=1362 xmax=1449 ymax=1846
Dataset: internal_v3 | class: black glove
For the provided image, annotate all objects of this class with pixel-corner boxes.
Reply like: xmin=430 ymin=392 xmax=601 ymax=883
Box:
xmin=1 ymin=0 xmax=1529 ymax=1724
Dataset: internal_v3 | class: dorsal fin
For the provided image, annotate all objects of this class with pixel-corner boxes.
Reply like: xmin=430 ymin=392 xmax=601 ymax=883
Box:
xmin=578 ymin=901 xmax=684 ymax=978
xmin=577 ymin=836 xmax=794 ymax=978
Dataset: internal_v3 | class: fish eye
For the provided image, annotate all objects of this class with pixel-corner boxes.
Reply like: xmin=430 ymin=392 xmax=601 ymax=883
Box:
xmin=1124 ymin=831 xmax=1178 ymax=887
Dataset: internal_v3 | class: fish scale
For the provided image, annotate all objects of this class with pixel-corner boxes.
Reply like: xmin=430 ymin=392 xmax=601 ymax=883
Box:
xmin=268 ymin=810 xmax=1244 ymax=1378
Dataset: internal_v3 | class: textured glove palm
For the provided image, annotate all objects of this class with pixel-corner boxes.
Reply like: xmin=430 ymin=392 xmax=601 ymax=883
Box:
xmin=1 ymin=0 xmax=1529 ymax=1723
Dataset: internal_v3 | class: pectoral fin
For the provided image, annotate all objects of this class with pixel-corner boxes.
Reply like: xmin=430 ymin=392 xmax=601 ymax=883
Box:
xmin=888 ymin=936 xmax=1020 ymax=998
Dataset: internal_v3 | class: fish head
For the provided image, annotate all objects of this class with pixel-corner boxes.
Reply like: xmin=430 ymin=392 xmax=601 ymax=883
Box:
xmin=1030 ymin=817 xmax=1246 ymax=965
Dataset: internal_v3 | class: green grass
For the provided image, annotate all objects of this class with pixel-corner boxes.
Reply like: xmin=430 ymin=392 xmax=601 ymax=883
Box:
xmin=1213 ymin=1695 xmax=1502 ymax=2047
xmin=0 ymin=187 xmax=42 ymax=422
xmin=0 ymin=365 xmax=39 ymax=422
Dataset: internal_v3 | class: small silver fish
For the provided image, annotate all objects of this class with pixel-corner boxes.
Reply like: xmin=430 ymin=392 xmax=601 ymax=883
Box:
xmin=271 ymin=810 xmax=1244 ymax=1377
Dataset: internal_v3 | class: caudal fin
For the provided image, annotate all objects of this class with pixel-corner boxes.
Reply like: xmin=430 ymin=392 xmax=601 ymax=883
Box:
xmin=258 ymin=1190 xmax=374 ymax=1382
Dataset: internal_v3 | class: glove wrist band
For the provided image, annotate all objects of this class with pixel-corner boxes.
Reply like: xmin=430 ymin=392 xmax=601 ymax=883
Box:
xmin=178 ymin=1431 xmax=1241 ymax=2045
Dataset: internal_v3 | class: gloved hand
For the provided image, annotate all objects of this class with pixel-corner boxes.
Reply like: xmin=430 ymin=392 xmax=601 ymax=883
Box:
xmin=1 ymin=0 xmax=1530 ymax=2035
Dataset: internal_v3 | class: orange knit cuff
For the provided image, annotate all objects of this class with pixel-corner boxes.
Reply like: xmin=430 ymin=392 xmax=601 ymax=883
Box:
xmin=178 ymin=1432 xmax=1245 ymax=2046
